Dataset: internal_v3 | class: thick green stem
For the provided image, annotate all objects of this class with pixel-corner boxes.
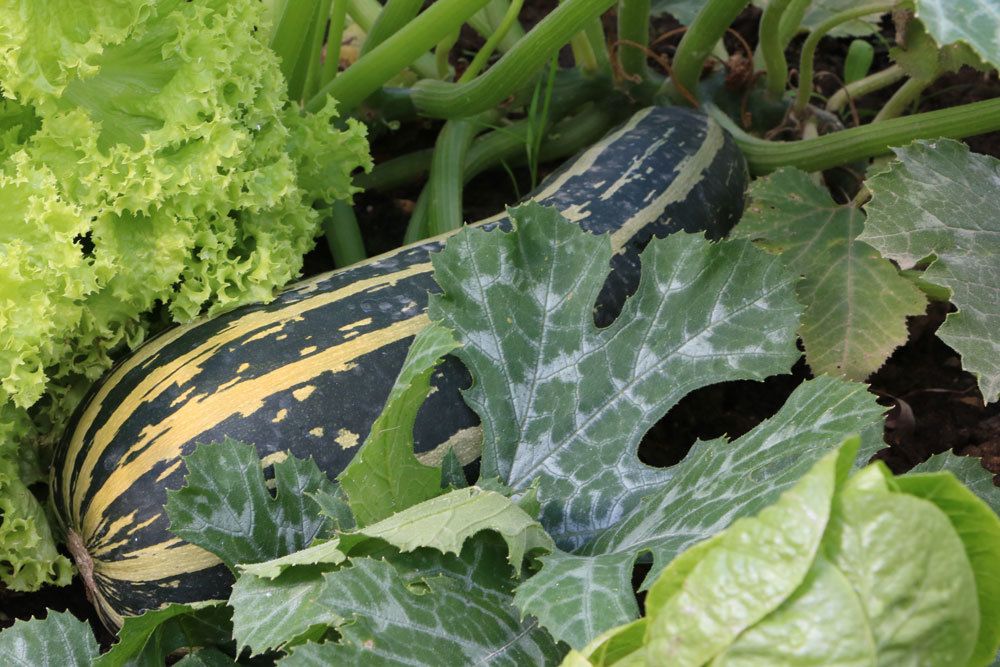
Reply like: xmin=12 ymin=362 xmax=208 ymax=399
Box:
xmin=759 ymin=0 xmax=793 ymax=99
xmin=793 ymin=2 xmax=895 ymax=114
xmin=321 ymin=0 xmax=349 ymax=86
xmin=303 ymin=0 xmax=335 ymax=102
xmin=470 ymin=0 xmax=527 ymax=53
xmin=362 ymin=0 xmax=422 ymax=54
xmin=308 ymin=0 xmax=492 ymax=112
xmin=427 ymin=112 xmax=499 ymax=236
xmin=460 ymin=0 xmax=526 ymax=83
xmin=777 ymin=0 xmax=812 ymax=46
xmin=347 ymin=0 xmax=440 ymax=79
xmin=324 ymin=201 xmax=368 ymax=267
xmin=872 ymin=76 xmax=932 ymax=122
xmin=705 ymin=96 xmax=1000 ymax=174
xmin=826 ymin=64 xmax=905 ymax=113
xmin=271 ymin=0 xmax=323 ymax=101
xmin=410 ymin=0 xmax=618 ymax=119
xmin=665 ymin=0 xmax=749 ymax=104
xmin=618 ymin=0 xmax=651 ymax=81
xmin=582 ymin=18 xmax=612 ymax=72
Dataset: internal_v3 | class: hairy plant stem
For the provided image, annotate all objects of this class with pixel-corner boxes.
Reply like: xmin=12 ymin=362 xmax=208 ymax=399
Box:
xmin=618 ymin=0 xmax=652 ymax=81
xmin=664 ymin=0 xmax=749 ymax=104
xmin=410 ymin=0 xmax=618 ymax=118
xmin=872 ymin=76 xmax=932 ymax=122
xmin=460 ymin=0 xmax=526 ymax=83
xmin=759 ymin=0 xmax=794 ymax=99
xmin=427 ymin=112 xmax=501 ymax=237
xmin=308 ymin=0 xmax=493 ymax=112
xmin=470 ymin=0 xmax=527 ymax=53
xmin=793 ymin=2 xmax=895 ymax=115
xmin=346 ymin=0 xmax=439 ymax=79
xmin=705 ymin=96 xmax=1000 ymax=174
xmin=362 ymin=0 xmax=422 ymax=54
xmin=321 ymin=0 xmax=349 ymax=86
xmin=324 ymin=200 xmax=368 ymax=267
xmin=826 ymin=64 xmax=905 ymax=113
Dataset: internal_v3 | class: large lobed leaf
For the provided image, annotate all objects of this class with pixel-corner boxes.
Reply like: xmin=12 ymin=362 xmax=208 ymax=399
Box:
xmin=862 ymin=139 xmax=1000 ymax=402
xmin=430 ymin=202 xmax=804 ymax=550
xmin=735 ymin=167 xmax=927 ymax=380
xmin=0 ymin=611 xmax=99 ymax=667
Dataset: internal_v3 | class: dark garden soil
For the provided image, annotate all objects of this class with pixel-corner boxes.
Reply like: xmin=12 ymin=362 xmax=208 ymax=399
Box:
xmin=5 ymin=0 xmax=999 ymax=645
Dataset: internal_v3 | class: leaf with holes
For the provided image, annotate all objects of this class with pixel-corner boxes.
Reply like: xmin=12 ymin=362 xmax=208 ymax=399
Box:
xmin=96 ymin=602 xmax=232 ymax=667
xmin=861 ymin=139 xmax=1000 ymax=402
xmin=166 ymin=439 xmax=336 ymax=570
xmin=734 ymin=167 xmax=927 ymax=380
xmin=513 ymin=376 xmax=884 ymax=648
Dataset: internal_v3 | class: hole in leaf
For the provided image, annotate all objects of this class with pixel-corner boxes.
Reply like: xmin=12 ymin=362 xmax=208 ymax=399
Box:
xmin=638 ymin=359 xmax=810 ymax=468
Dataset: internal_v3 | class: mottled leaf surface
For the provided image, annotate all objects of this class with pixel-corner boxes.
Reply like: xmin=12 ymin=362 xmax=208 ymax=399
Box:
xmin=339 ymin=324 xmax=456 ymax=526
xmin=232 ymin=537 xmax=565 ymax=664
xmin=917 ymin=0 xmax=1000 ymax=68
xmin=862 ymin=140 xmax=1000 ymax=401
xmin=0 ymin=611 xmax=99 ymax=667
xmin=430 ymin=202 xmax=803 ymax=551
xmin=516 ymin=377 xmax=884 ymax=647
xmin=166 ymin=439 xmax=336 ymax=570
xmin=653 ymin=0 xmax=882 ymax=34
xmin=735 ymin=167 xmax=926 ymax=379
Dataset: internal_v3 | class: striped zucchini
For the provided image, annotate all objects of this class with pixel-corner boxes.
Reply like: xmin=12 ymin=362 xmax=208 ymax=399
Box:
xmin=53 ymin=107 xmax=747 ymax=627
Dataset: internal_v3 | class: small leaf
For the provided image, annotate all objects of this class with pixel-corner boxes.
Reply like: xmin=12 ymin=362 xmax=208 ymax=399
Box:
xmin=440 ymin=448 xmax=468 ymax=489
xmin=338 ymin=323 xmax=457 ymax=526
xmin=238 ymin=539 xmax=347 ymax=580
xmin=343 ymin=486 xmax=555 ymax=574
xmin=166 ymin=439 xmax=336 ymax=570
xmin=735 ymin=167 xmax=927 ymax=380
xmin=862 ymin=140 xmax=1000 ymax=401
xmin=96 ymin=602 xmax=232 ymax=667
xmin=916 ymin=0 xmax=1000 ymax=68
xmin=0 ymin=611 xmax=99 ymax=667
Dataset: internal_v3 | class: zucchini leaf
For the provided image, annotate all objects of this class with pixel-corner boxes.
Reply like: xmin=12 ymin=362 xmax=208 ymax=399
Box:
xmin=231 ymin=535 xmax=565 ymax=663
xmin=734 ymin=167 xmax=927 ymax=380
xmin=0 ymin=610 xmax=99 ymax=667
xmin=430 ymin=202 xmax=886 ymax=646
xmin=862 ymin=140 xmax=1000 ymax=402
xmin=916 ymin=0 xmax=1000 ymax=68
xmin=338 ymin=323 xmax=457 ymax=526
xmin=165 ymin=438 xmax=336 ymax=570
xmin=911 ymin=452 xmax=999 ymax=515
xmin=96 ymin=602 xmax=233 ymax=667
xmin=653 ymin=0 xmax=882 ymax=35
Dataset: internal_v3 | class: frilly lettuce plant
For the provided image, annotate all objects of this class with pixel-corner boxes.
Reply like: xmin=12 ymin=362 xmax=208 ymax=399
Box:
xmin=0 ymin=0 xmax=370 ymax=590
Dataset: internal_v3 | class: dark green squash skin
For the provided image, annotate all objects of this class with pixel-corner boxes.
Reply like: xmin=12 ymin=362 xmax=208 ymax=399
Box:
xmin=53 ymin=107 xmax=748 ymax=626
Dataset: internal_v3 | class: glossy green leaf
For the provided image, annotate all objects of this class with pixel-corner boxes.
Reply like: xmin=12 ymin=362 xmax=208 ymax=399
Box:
xmin=0 ymin=611 xmax=99 ymax=667
xmin=430 ymin=202 xmax=803 ymax=551
xmin=643 ymin=443 xmax=855 ymax=665
xmin=911 ymin=452 xmax=999 ymax=515
xmin=862 ymin=140 xmax=1000 ymax=402
xmin=735 ymin=167 xmax=927 ymax=380
xmin=166 ymin=439 xmax=336 ymax=570
xmin=339 ymin=323 xmax=457 ymax=526
xmin=896 ymin=471 xmax=1000 ymax=665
